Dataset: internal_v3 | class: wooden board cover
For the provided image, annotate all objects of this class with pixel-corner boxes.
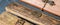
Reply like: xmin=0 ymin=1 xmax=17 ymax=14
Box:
xmin=5 ymin=3 xmax=60 ymax=25
xmin=21 ymin=0 xmax=60 ymax=16
xmin=21 ymin=0 xmax=45 ymax=10
xmin=43 ymin=0 xmax=60 ymax=16
xmin=0 ymin=12 xmax=34 ymax=25
xmin=0 ymin=12 xmax=18 ymax=25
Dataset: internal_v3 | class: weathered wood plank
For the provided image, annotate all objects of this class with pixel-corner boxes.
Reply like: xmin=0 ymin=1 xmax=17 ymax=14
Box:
xmin=5 ymin=3 xmax=60 ymax=25
xmin=21 ymin=0 xmax=60 ymax=16
xmin=0 ymin=12 xmax=34 ymax=25
xmin=44 ymin=0 xmax=60 ymax=16
xmin=0 ymin=12 xmax=18 ymax=25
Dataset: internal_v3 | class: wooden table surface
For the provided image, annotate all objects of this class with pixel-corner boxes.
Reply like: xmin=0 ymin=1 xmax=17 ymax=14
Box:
xmin=21 ymin=0 xmax=60 ymax=16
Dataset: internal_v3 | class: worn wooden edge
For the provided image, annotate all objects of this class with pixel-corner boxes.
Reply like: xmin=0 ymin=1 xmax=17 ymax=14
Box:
xmin=20 ymin=0 xmax=60 ymax=20
xmin=43 ymin=9 xmax=60 ymax=16
xmin=7 ymin=1 xmax=60 ymax=20
xmin=5 ymin=7 xmax=45 ymax=25
xmin=0 ymin=12 xmax=19 ymax=25
xmin=20 ymin=0 xmax=42 ymax=10
xmin=42 ymin=11 xmax=60 ymax=20
xmin=5 ymin=7 xmax=60 ymax=25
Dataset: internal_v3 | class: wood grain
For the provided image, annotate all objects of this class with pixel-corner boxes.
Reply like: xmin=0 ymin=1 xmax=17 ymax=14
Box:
xmin=21 ymin=0 xmax=60 ymax=16
xmin=21 ymin=0 xmax=45 ymax=10
xmin=44 ymin=0 xmax=60 ymax=16
xmin=0 ymin=12 xmax=34 ymax=25
xmin=5 ymin=3 xmax=60 ymax=25
xmin=0 ymin=12 xmax=18 ymax=25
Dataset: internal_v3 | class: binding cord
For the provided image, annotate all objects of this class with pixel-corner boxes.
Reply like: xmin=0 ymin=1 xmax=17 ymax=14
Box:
xmin=42 ymin=3 xmax=47 ymax=11
xmin=42 ymin=0 xmax=48 ymax=11
xmin=42 ymin=0 xmax=55 ymax=11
